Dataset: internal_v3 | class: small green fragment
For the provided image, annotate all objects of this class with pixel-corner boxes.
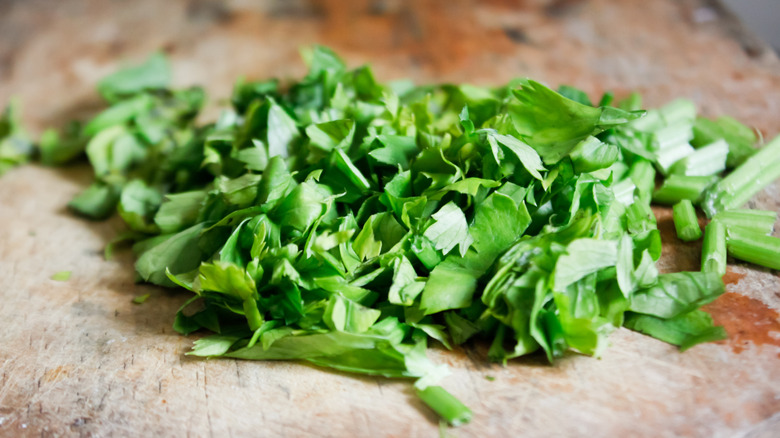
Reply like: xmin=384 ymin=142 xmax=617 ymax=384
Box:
xmin=51 ymin=271 xmax=72 ymax=281
xmin=417 ymin=386 xmax=473 ymax=427
xmin=132 ymin=293 xmax=151 ymax=304
xmin=701 ymin=220 xmax=727 ymax=277
xmin=672 ymin=199 xmax=702 ymax=242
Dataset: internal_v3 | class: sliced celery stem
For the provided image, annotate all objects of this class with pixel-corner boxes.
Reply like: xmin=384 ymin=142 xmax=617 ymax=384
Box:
xmin=702 ymin=135 xmax=780 ymax=217
xmin=701 ymin=220 xmax=726 ymax=276
xmin=673 ymin=200 xmax=702 ymax=241
xmin=416 ymin=386 xmax=473 ymax=426
xmin=653 ymin=175 xmax=717 ymax=205
xmin=726 ymin=226 xmax=780 ymax=270
xmin=713 ymin=209 xmax=777 ymax=235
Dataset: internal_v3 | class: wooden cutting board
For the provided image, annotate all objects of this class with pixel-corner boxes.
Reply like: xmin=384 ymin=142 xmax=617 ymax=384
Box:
xmin=1 ymin=1 xmax=779 ymax=436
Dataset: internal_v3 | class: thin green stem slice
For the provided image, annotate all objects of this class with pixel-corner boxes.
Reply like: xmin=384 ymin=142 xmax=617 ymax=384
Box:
xmin=701 ymin=220 xmax=726 ymax=277
xmin=673 ymin=199 xmax=701 ymax=242
xmin=702 ymin=136 xmax=780 ymax=217
xmin=713 ymin=209 xmax=777 ymax=236
xmin=726 ymin=226 xmax=780 ymax=270
xmin=416 ymin=386 xmax=472 ymax=427
xmin=653 ymin=175 xmax=717 ymax=205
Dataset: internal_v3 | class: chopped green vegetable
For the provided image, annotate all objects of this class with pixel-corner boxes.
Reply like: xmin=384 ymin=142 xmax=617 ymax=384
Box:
xmin=701 ymin=220 xmax=727 ymax=276
xmin=713 ymin=209 xmax=776 ymax=236
xmin=0 ymin=100 xmax=35 ymax=175
xmin=725 ymin=226 xmax=780 ymax=270
xmin=672 ymin=199 xmax=702 ymax=242
xmin=692 ymin=116 xmax=756 ymax=168
xmin=50 ymin=271 xmax=72 ymax=281
xmin=669 ymin=139 xmax=728 ymax=177
xmin=132 ymin=293 xmax=151 ymax=304
xmin=417 ymin=386 xmax=473 ymax=426
xmin=653 ymin=175 xmax=717 ymax=205
xmin=38 ymin=47 xmax=780 ymax=427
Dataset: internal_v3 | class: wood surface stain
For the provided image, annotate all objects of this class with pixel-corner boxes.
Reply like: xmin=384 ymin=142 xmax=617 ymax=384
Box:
xmin=703 ymin=270 xmax=780 ymax=355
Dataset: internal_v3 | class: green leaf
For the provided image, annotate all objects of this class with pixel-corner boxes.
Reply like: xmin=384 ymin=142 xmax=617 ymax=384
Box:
xmin=489 ymin=133 xmax=545 ymax=180
xmin=118 ymin=179 xmax=163 ymax=233
xmin=134 ymin=223 xmax=206 ymax=286
xmin=323 ymin=295 xmax=382 ymax=333
xmin=155 ymin=190 xmax=207 ymax=234
xmin=352 ymin=212 xmax=406 ymax=261
xmin=553 ymin=238 xmax=617 ymax=291
xmin=97 ymin=52 xmax=171 ymax=100
xmin=509 ymin=79 xmax=642 ymax=164
xmin=306 ymin=119 xmax=355 ymax=151
xmin=68 ymin=182 xmax=121 ymax=220
xmin=423 ymin=201 xmax=474 ymax=257
xmin=267 ymin=99 xmax=300 ymax=158
xmin=629 ymin=272 xmax=724 ymax=319
xmin=624 ymin=310 xmax=727 ymax=351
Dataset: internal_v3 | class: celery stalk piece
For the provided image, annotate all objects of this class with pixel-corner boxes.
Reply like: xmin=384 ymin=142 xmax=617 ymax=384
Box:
xmin=669 ymin=139 xmax=728 ymax=177
xmin=726 ymin=226 xmax=780 ymax=270
xmin=701 ymin=135 xmax=780 ymax=217
xmin=652 ymin=175 xmax=718 ymax=205
xmin=416 ymin=386 xmax=472 ymax=426
xmin=673 ymin=200 xmax=702 ymax=242
xmin=713 ymin=209 xmax=777 ymax=236
xmin=701 ymin=220 xmax=727 ymax=276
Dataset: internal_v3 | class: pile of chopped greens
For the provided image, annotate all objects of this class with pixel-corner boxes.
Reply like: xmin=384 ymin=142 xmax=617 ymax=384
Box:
xmin=19 ymin=47 xmax=780 ymax=426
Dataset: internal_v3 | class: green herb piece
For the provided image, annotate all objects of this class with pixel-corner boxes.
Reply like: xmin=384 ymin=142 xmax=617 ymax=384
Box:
xmin=629 ymin=272 xmax=724 ymax=319
xmin=51 ymin=271 xmax=72 ymax=281
xmin=509 ymin=79 xmax=642 ymax=164
xmin=725 ymin=226 xmax=780 ymax=270
xmin=97 ymin=52 xmax=171 ymax=101
xmin=39 ymin=122 xmax=87 ymax=166
xmin=701 ymin=220 xmax=727 ymax=277
xmin=416 ymin=386 xmax=473 ymax=427
xmin=672 ymin=200 xmax=702 ymax=242
xmin=132 ymin=293 xmax=151 ymax=304
xmin=624 ymin=310 xmax=727 ymax=351
xmin=0 ymin=100 xmax=34 ymax=175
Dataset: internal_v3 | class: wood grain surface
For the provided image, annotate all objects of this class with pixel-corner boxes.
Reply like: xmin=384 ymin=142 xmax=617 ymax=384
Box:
xmin=1 ymin=0 xmax=779 ymax=437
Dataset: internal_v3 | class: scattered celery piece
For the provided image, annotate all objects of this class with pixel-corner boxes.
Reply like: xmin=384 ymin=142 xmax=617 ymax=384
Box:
xmin=713 ymin=209 xmax=777 ymax=236
xmin=701 ymin=220 xmax=727 ymax=277
xmin=417 ymin=386 xmax=473 ymax=427
xmin=673 ymin=200 xmax=702 ymax=242
xmin=701 ymin=136 xmax=780 ymax=217
xmin=725 ymin=226 xmax=780 ymax=270
xmin=652 ymin=175 xmax=717 ymax=205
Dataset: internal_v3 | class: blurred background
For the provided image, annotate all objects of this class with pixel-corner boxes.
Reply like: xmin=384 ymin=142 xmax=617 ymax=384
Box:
xmin=1 ymin=0 xmax=778 ymax=136
xmin=723 ymin=0 xmax=780 ymax=53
